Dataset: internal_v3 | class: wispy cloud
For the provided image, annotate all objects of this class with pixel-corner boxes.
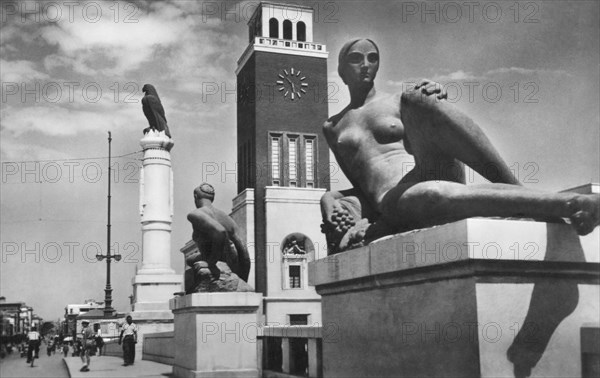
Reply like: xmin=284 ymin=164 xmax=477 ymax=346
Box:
xmin=36 ymin=3 xmax=188 ymax=77
xmin=430 ymin=70 xmax=479 ymax=82
xmin=386 ymin=66 xmax=571 ymax=88
xmin=486 ymin=67 xmax=571 ymax=77
xmin=0 ymin=59 xmax=49 ymax=82
xmin=1 ymin=103 xmax=137 ymax=137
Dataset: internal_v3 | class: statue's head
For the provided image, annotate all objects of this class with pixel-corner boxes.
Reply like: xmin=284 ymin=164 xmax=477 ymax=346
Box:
xmin=142 ymin=84 xmax=158 ymax=96
xmin=194 ymin=183 xmax=215 ymax=206
xmin=338 ymin=39 xmax=380 ymax=86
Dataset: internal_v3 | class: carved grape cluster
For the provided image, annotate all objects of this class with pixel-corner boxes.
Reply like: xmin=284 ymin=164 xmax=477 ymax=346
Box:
xmin=330 ymin=207 xmax=356 ymax=234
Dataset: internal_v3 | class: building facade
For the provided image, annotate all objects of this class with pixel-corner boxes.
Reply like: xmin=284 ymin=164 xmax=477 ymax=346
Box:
xmin=0 ymin=297 xmax=39 ymax=336
xmin=235 ymin=2 xmax=330 ymax=325
xmin=181 ymin=2 xmax=330 ymax=326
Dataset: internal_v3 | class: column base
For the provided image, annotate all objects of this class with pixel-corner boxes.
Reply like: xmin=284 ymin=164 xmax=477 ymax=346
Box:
xmin=170 ymin=292 xmax=263 ymax=378
xmin=128 ymin=311 xmax=177 ymax=357
xmin=132 ymin=273 xmax=182 ymax=309
xmin=172 ymin=366 xmax=259 ymax=378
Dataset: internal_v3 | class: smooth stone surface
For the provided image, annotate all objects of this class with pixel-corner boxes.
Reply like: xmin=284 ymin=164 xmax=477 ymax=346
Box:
xmin=310 ymin=218 xmax=599 ymax=287
xmin=143 ymin=331 xmax=174 ymax=365
xmin=311 ymin=218 xmax=600 ymax=377
xmin=170 ymin=292 xmax=263 ymax=378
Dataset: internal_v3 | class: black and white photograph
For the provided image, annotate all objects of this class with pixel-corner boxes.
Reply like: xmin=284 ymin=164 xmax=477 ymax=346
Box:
xmin=1 ymin=1 xmax=599 ymax=377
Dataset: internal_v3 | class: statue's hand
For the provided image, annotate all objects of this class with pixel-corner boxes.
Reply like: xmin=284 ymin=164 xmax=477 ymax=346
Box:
xmin=415 ymin=78 xmax=447 ymax=100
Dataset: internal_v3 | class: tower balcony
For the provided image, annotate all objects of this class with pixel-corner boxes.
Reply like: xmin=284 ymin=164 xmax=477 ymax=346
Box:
xmin=237 ymin=37 xmax=328 ymax=73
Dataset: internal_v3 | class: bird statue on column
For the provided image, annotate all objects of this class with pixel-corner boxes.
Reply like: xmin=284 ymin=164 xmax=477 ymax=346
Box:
xmin=141 ymin=84 xmax=172 ymax=138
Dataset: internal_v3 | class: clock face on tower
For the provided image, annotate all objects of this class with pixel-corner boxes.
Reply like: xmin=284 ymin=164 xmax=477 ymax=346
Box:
xmin=276 ymin=67 xmax=308 ymax=101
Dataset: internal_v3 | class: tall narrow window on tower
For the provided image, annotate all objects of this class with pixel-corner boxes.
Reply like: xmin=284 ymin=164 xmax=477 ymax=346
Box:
xmin=271 ymin=136 xmax=281 ymax=185
xmin=283 ymin=20 xmax=292 ymax=40
xmin=288 ymin=137 xmax=297 ymax=186
xmin=297 ymin=22 xmax=306 ymax=42
xmin=269 ymin=18 xmax=278 ymax=38
xmin=289 ymin=265 xmax=301 ymax=288
xmin=305 ymin=138 xmax=314 ymax=187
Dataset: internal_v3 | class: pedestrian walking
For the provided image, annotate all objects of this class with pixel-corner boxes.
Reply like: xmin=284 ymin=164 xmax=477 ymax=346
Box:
xmin=94 ymin=324 xmax=105 ymax=357
xmin=118 ymin=315 xmax=138 ymax=366
xmin=79 ymin=320 xmax=95 ymax=372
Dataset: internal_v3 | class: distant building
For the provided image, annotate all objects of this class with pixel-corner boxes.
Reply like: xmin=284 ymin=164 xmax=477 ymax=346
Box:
xmin=64 ymin=299 xmax=104 ymax=338
xmin=0 ymin=297 xmax=39 ymax=335
xmin=64 ymin=299 xmax=104 ymax=317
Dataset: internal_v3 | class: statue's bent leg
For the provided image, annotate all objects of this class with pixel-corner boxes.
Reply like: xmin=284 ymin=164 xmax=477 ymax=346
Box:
xmin=382 ymin=180 xmax=599 ymax=235
xmin=401 ymin=89 xmax=520 ymax=185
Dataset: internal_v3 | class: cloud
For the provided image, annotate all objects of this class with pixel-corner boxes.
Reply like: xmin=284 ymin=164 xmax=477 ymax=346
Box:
xmin=431 ymin=70 xmax=479 ymax=82
xmin=386 ymin=67 xmax=571 ymax=88
xmin=35 ymin=1 xmax=189 ymax=77
xmin=0 ymin=59 xmax=49 ymax=82
xmin=0 ymin=136 xmax=73 ymax=162
xmin=1 ymin=103 xmax=137 ymax=137
xmin=486 ymin=67 xmax=571 ymax=77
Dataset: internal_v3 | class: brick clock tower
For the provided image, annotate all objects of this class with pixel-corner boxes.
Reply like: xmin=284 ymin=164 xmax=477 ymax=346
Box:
xmin=233 ymin=2 xmax=330 ymax=326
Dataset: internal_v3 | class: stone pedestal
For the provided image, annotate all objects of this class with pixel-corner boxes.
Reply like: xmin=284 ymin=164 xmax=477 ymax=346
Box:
xmin=170 ymin=292 xmax=263 ymax=378
xmin=131 ymin=131 xmax=182 ymax=354
xmin=309 ymin=219 xmax=600 ymax=378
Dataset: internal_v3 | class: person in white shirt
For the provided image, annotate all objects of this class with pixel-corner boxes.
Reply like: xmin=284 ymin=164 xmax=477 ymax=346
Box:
xmin=118 ymin=316 xmax=138 ymax=366
xmin=26 ymin=326 xmax=41 ymax=363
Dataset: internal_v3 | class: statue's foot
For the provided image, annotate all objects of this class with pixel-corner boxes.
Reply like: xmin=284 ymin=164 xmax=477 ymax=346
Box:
xmin=567 ymin=194 xmax=600 ymax=236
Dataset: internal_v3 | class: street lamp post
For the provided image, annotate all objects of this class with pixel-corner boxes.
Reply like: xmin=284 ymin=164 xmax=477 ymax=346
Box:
xmin=96 ymin=131 xmax=121 ymax=318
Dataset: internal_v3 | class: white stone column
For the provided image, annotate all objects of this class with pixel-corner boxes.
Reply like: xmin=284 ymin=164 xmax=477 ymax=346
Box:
xmin=138 ymin=131 xmax=175 ymax=275
xmin=131 ymin=131 xmax=182 ymax=356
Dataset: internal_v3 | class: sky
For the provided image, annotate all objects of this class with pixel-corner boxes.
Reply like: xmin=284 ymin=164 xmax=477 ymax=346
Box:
xmin=1 ymin=0 xmax=598 ymax=322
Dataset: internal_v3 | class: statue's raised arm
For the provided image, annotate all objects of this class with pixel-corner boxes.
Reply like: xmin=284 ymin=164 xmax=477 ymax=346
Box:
xmin=321 ymin=39 xmax=599 ymax=254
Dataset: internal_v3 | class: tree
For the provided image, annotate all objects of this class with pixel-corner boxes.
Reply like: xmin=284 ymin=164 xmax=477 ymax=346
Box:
xmin=40 ymin=321 xmax=55 ymax=336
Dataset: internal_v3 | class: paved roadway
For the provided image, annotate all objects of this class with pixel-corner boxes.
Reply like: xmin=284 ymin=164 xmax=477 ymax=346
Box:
xmin=0 ymin=349 xmax=69 ymax=378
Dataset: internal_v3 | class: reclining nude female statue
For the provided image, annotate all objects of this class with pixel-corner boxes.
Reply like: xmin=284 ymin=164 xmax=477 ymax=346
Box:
xmin=320 ymin=39 xmax=599 ymax=254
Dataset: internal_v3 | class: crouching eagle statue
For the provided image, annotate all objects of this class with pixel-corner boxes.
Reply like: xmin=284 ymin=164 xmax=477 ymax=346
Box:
xmin=142 ymin=84 xmax=172 ymax=138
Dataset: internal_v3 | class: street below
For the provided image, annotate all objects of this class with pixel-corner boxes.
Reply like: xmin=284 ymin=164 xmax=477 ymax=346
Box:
xmin=0 ymin=349 xmax=69 ymax=378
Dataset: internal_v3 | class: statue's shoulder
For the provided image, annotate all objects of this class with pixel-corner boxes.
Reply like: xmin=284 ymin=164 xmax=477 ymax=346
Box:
xmin=188 ymin=208 xmax=210 ymax=221
xmin=323 ymin=114 xmax=339 ymax=131
xmin=373 ymin=92 xmax=402 ymax=109
xmin=324 ymin=105 xmax=351 ymax=133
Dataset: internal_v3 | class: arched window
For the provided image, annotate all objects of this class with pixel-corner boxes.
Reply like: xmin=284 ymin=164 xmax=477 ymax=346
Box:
xmin=283 ymin=20 xmax=292 ymax=40
xmin=269 ymin=18 xmax=279 ymax=38
xmin=281 ymin=233 xmax=314 ymax=290
xmin=297 ymin=22 xmax=306 ymax=42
